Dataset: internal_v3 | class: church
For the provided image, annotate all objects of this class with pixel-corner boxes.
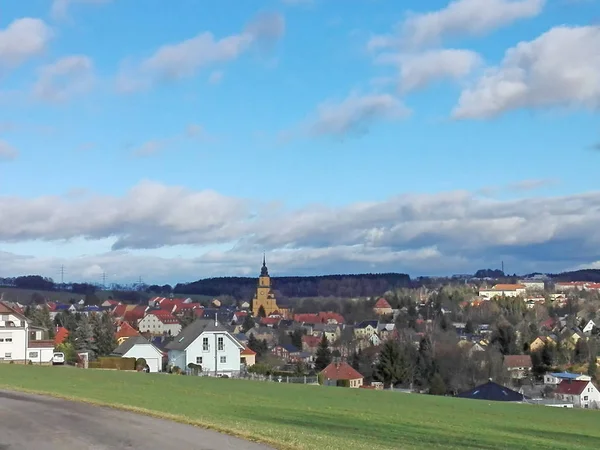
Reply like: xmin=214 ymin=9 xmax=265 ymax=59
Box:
xmin=251 ymin=256 xmax=290 ymax=319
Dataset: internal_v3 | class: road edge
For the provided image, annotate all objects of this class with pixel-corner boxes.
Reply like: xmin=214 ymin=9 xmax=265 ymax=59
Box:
xmin=0 ymin=385 xmax=288 ymax=450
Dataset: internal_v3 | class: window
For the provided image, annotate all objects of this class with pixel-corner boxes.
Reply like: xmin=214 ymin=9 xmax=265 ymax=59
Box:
xmin=196 ymin=357 xmax=202 ymax=364
xmin=0 ymin=339 xmax=3 ymax=342
xmin=5 ymin=353 xmax=11 ymax=358
xmin=28 ymin=352 xmax=38 ymax=358
xmin=220 ymin=356 xmax=226 ymax=364
xmin=584 ymin=396 xmax=589 ymax=401
xmin=203 ymin=337 xmax=209 ymax=351
xmin=5 ymin=338 xmax=11 ymax=343
xmin=218 ymin=336 xmax=224 ymax=351
xmin=1 ymin=315 xmax=8 ymax=321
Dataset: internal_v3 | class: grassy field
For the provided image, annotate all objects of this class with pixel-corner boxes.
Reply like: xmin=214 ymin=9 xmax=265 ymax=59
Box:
xmin=0 ymin=365 xmax=599 ymax=450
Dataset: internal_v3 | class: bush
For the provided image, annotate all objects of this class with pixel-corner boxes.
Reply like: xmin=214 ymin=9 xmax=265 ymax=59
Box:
xmin=317 ymin=373 xmax=325 ymax=385
xmin=92 ymin=357 xmax=136 ymax=371
xmin=336 ymin=379 xmax=350 ymax=388
xmin=135 ymin=358 xmax=147 ymax=370
xmin=172 ymin=366 xmax=181 ymax=374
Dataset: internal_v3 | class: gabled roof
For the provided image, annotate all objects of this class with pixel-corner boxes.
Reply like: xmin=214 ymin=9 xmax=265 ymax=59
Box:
xmin=146 ymin=311 xmax=180 ymax=324
xmin=165 ymin=319 xmax=237 ymax=351
xmin=555 ymin=380 xmax=594 ymax=395
xmin=457 ymin=381 xmax=525 ymax=402
xmin=302 ymin=335 xmax=321 ymax=348
xmin=241 ymin=347 xmax=256 ymax=356
xmin=320 ymin=362 xmax=363 ymax=381
xmin=503 ymin=355 xmax=533 ymax=369
xmin=0 ymin=301 xmax=27 ymax=321
xmin=112 ymin=336 xmax=160 ymax=356
xmin=116 ymin=322 xmax=140 ymax=339
xmin=374 ymin=298 xmax=392 ymax=309
xmin=356 ymin=320 xmax=378 ymax=329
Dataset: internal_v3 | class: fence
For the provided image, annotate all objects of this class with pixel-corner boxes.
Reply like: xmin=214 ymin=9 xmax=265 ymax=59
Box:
xmin=237 ymin=373 xmax=319 ymax=384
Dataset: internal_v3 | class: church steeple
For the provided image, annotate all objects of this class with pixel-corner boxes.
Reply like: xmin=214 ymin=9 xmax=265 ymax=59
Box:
xmin=260 ymin=253 xmax=269 ymax=277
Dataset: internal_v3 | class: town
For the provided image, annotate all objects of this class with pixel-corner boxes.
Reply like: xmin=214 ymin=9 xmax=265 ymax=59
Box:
xmin=1 ymin=259 xmax=599 ymax=409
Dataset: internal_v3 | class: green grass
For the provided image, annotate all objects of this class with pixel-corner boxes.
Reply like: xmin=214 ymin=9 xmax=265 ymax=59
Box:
xmin=0 ymin=365 xmax=599 ymax=450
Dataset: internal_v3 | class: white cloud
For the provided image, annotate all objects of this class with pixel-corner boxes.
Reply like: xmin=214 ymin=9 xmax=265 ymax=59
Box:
xmin=132 ymin=140 xmax=167 ymax=158
xmin=51 ymin=0 xmax=112 ymax=20
xmin=377 ymin=49 xmax=482 ymax=92
xmin=453 ymin=26 xmax=600 ymax=119
xmin=1 ymin=181 xmax=600 ymax=281
xmin=0 ymin=18 xmax=53 ymax=68
xmin=369 ymin=0 xmax=544 ymax=50
xmin=32 ymin=55 xmax=95 ymax=103
xmin=0 ymin=140 xmax=19 ymax=161
xmin=290 ymin=92 xmax=410 ymax=139
xmin=117 ymin=12 xmax=285 ymax=93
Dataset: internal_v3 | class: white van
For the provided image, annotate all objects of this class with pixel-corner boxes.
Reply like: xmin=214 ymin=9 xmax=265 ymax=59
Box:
xmin=52 ymin=352 xmax=65 ymax=365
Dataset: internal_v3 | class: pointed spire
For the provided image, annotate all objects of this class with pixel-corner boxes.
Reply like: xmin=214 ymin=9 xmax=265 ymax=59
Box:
xmin=260 ymin=253 xmax=269 ymax=277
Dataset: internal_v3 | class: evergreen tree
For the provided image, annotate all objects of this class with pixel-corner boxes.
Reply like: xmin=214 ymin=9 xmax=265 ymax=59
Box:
xmin=588 ymin=357 xmax=597 ymax=380
xmin=73 ymin=314 xmax=97 ymax=358
xmin=241 ymin=314 xmax=255 ymax=334
xmin=91 ymin=313 xmax=117 ymax=357
xmin=464 ymin=319 xmax=475 ymax=334
xmin=429 ymin=373 xmax=447 ymax=395
xmin=290 ymin=329 xmax=303 ymax=350
xmin=315 ymin=334 xmax=332 ymax=371
xmin=375 ymin=340 xmax=404 ymax=387
xmin=258 ymin=306 xmax=266 ymax=318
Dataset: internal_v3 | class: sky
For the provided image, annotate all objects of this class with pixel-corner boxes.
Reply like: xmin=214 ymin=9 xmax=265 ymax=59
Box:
xmin=0 ymin=0 xmax=599 ymax=285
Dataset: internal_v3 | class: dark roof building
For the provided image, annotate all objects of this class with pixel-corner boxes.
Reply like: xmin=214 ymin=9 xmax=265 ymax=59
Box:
xmin=456 ymin=381 xmax=526 ymax=402
xmin=165 ymin=319 xmax=229 ymax=351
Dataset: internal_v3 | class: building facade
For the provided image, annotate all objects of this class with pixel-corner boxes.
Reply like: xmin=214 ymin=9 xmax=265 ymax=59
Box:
xmin=251 ymin=256 xmax=289 ymax=318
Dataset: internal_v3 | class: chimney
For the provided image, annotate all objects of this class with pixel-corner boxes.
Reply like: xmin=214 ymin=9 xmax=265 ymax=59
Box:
xmin=214 ymin=312 xmax=218 ymax=327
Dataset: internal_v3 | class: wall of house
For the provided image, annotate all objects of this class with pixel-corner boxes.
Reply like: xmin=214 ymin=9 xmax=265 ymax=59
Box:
xmin=180 ymin=331 xmax=242 ymax=376
xmin=123 ymin=344 xmax=163 ymax=372
xmin=163 ymin=323 xmax=182 ymax=336
xmin=0 ymin=328 xmax=27 ymax=362
xmin=138 ymin=315 xmax=164 ymax=334
xmin=168 ymin=350 xmax=186 ymax=370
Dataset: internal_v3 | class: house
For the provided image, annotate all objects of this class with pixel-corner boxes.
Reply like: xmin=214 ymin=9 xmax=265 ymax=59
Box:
xmin=0 ymin=302 xmax=55 ymax=364
xmin=457 ymin=381 xmax=525 ymax=402
xmin=554 ymin=281 xmax=587 ymax=292
xmin=112 ymin=336 xmax=164 ymax=372
xmin=354 ymin=320 xmax=378 ymax=340
xmin=373 ymin=298 xmax=393 ymax=316
xmin=529 ymin=335 xmax=555 ymax=352
xmin=54 ymin=326 xmax=69 ymax=346
xmin=554 ymin=380 xmax=600 ymax=408
xmin=272 ymin=344 xmax=300 ymax=360
xmin=240 ymin=301 xmax=251 ymax=310
xmin=312 ymin=323 xmax=340 ymax=342
xmin=293 ymin=312 xmax=345 ymax=325
xmin=302 ymin=334 xmax=321 ymax=354
xmin=115 ymin=322 xmax=141 ymax=345
xmin=240 ymin=347 xmax=256 ymax=367
xmin=166 ymin=318 xmax=244 ymax=376
xmin=503 ymin=355 xmax=532 ymax=379
xmin=320 ymin=362 xmax=364 ymax=388
xmin=582 ymin=320 xmax=596 ymax=334
xmin=544 ymin=372 xmax=591 ymax=385
xmin=101 ymin=299 xmax=119 ymax=309
xmin=518 ymin=279 xmax=545 ymax=291
xmin=138 ymin=311 xmax=181 ymax=336
xmin=479 ymin=284 xmax=526 ymax=299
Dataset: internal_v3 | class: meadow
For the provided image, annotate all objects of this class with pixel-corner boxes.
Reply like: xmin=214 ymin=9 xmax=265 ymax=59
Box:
xmin=0 ymin=364 xmax=599 ymax=450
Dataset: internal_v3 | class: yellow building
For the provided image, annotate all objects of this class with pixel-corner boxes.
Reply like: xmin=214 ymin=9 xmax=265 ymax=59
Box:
xmin=251 ymin=256 xmax=289 ymax=318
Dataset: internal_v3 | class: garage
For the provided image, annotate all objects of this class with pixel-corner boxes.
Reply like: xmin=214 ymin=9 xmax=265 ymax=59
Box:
xmin=111 ymin=336 xmax=164 ymax=372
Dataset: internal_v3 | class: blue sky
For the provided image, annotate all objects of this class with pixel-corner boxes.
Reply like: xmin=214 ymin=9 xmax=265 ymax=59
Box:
xmin=0 ymin=0 xmax=599 ymax=284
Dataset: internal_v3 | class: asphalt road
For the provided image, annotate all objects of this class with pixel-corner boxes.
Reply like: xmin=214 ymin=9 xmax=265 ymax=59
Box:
xmin=0 ymin=390 xmax=273 ymax=450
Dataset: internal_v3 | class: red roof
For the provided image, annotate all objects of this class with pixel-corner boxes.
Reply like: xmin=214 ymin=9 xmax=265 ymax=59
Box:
xmin=0 ymin=301 xmax=25 ymax=318
xmin=260 ymin=317 xmax=280 ymax=326
xmin=45 ymin=302 xmax=57 ymax=312
xmin=148 ymin=311 xmax=180 ymax=324
xmin=320 ymin=362 xmax=364 ymax=381
xmin=112 ymin=304 xmax=127 ymax=317
xmin=293 ymin=312 xmax=345 ymax=325
xmin=116 ymin=322 xmax=140 ymax=339
xmin=241 ymin=347 xmax=256 ymax=356
xmin=555 ymin=380 xmax=593 ymax=396
xmin=302 ymin=335 xmax=321 ymax=348
xmin=123 ymin=305 xmax=146 ymax=323
xmin=54 ymin=327 xmax=69 ymax=345
xmin=503 ymin=355 xmax=533 ymax=369
xmin=194 ymin=308 xmax=205 ymax=318
xmin=374 ymin=298 xmax=392 ymax=309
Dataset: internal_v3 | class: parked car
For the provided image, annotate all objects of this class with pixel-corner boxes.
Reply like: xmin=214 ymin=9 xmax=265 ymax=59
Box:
xmin=52 ymin=352 xmax=65 ymax=365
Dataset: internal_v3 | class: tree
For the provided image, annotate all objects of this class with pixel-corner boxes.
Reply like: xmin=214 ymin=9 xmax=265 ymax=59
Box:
xmin=91 ymin=313 xmax=117 ymax=357
xmin=257 ymin=306 xmax=266 ymax=318
xmin=375 ymin=340 xmax=405 ymax=387
xmin=290 ymin=329 xmax=303 ymax=350
xmin=491 ymin=322 xmax=518 ymax=355
xmin=588 ymin=357 xmax=597 ymax=380
xmin=429 ymin=373 xmax=446 ymax=395
xmin=241 ymin=314 xmax=255 ymax=334
xmin=464 ymin=319 xmax=475 ymax=335
xmin=73 ymin=314 xmax=97 ymax=358
xmin=314 ymin=334 xmax=332 ymax=372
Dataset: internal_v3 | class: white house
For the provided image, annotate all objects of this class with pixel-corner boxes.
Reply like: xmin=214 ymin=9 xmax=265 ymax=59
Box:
xmin=555 ymin=380 xmax=600 ymax=409
xmin=166 ymin=318 xmax=244 ymax=376
xmin=582 ymin=320 xmax=596 ymax=334
xmin=0 ymin=302 xmax=54 ymax=364
xmin=479 ymin=284 xmax=526 ymax=299
xmin=138 ymin=312 xmax=181 ymax=336
xmin=112 ymin=336 xmax=164 ymax=372
xmin=518 ymin=280 xmax=545 ymax=291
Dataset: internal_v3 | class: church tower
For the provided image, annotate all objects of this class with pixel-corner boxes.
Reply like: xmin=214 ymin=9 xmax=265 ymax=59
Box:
xmin=252 ymin=255 xmax=280 ymax=317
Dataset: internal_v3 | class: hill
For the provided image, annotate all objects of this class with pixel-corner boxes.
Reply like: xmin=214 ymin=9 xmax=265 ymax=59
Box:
xmin=0 ymin=364 xmax=598 ymax=450
xmin=174 ymin=273 xmax=411 ymax=300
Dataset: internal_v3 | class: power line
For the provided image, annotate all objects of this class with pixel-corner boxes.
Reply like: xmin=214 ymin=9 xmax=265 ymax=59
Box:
xmin=60 ymin=265 xmax=65 ymax=284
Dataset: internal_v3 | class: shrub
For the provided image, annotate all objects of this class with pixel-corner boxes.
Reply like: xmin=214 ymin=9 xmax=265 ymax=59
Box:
xmin=136 ymin=358 xmax=147 ymax=370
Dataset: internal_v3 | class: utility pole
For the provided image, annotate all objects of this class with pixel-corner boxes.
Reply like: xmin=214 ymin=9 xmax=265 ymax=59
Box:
xmin=102 ymin=272 xmax=107 ymax=288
